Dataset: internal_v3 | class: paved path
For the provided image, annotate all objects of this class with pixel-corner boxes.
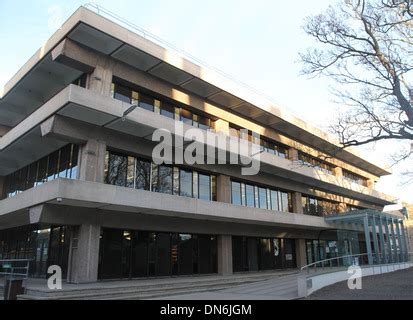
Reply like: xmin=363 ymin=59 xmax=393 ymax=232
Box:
xmin=306 ymin=267 xmax=413 ymax=300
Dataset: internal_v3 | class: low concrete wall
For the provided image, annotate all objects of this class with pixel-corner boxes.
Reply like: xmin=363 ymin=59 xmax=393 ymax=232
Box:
xmin=298 ymin=262 xmax=413 ymax=298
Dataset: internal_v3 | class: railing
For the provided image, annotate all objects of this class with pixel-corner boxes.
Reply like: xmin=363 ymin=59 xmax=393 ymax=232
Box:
xmin=0 ymin=259 xmax=31 ymax=280
xmin=300 ymin=252 xmax=413 ymax=274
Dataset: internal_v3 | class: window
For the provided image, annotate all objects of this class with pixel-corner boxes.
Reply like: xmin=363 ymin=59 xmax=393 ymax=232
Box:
xmin=231 ymin=181 xmax=242 ymax=205
xmin=245 ymin=184 xmax=255 ymax=208
xmin=198 ymin=174 xmax=211 ymax=201
xmin=105 ymin=152 xmax=128 ymax=187
xmin=5 ymin=144 xmax=79 ymax=198
xmin=113 ymin=84 xmax=132 ymax=103
xmin=343 ymin=169 xmax=368 ymax=186
xmin=180 ymin=170 xmax=192 ymax=197
xmin=298 ymin=152 xmax=333 ymax=175
xmin=157 ymin=165 xmax=173 ymax=194
xmin=139 ymin=94 xmax=154 ymax=112
xmin=135 ymin=159 xmax=151 ymax=190
xmin=160 ymin=102 xmax=175 ymax=119
xmin=180 ymin=109 xmax=193 ymax=125
xmin=258 ymin=187 xmax=268 ymax=209
xmin=270 ymin=190 xmax=279 ymax=211
xmin=230 ymin=180 xmax=292 ymax=213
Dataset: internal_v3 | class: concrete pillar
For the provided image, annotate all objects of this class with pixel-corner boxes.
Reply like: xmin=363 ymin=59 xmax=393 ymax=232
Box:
xmin=378 ymin=216 xmax=387 ymax=263
xmin=337 ymin=202 xmax=348 ymax=213
xmin=291 ymin=192 xmax=303 ymax=214
xmin=295 ymin=239 xmax=307 ymax=269
xmin=400 ymin=221 xmax=410 ymax=261
xmin=214 ymin=119 xmax=230 ymax=135
xmin=0 ymin=176 xmax=6 ymax=200
xmin=363 ymin=215 xmax=373 ymax=265
xmin=371 ymin=216 xmax=380 ymax=263
xmin=367 ymin=179 xmax=375 ymax=189
xmin=333 ymin=166 xmax=343 ymax=177
xmin=67 ymin=224 xmax=101 ymax=283
xmin=78 ymin=139 xmax=107 ymax=183
xmin=390 ymin=219 xmax=399 ymax=262
xmin=384 ymin=218 xmax=393 ymax=263
xmin=288 ymin=148 xmax=298 ymax=161
xmin=217 ymin=235 xmax=233 ymax=275
xmin=88 ymin=62 xmax=113 ymax=97
xmin=216 ymin=174 xmax=231 ymax=204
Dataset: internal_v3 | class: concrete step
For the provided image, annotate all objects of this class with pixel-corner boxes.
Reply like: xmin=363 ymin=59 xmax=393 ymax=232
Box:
xmin=19 ymin=273 xmax=298 ymax=300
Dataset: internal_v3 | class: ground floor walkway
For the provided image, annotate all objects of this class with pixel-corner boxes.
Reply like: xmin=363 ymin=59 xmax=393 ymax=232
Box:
xmin=306 ymin=267 xmax=413 ymax=300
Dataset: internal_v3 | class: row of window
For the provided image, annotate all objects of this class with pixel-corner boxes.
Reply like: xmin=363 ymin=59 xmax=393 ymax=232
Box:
xmin=298 ymin=152 xmax=334 ymax=175
xmin=301 ymin=195 xmax=340 ymax=217
xmin=111 ymin=81 xmax=215 ymax=131
xmin=104 ymin=151 xmax=217 ymax=201
xmin=229 ymin=125 xmax=289 ymax=159
xmin=5 ymin=144 xmax=79 ymax=198
xmin=343 ymin=169 xmax=368 ymax=187
xmin=231 ymin=181 xmax=292 ymax=212
xmin=99 ymin=229 xmax=217 ymax=279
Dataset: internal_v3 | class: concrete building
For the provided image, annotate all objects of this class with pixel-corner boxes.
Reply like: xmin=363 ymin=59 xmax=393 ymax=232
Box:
xmin=0 ymin=6 xmax=409 ymax=284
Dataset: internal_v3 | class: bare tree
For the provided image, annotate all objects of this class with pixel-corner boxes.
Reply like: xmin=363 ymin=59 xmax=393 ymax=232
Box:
xmin=300 ymin=0 xmax=413 ymax=166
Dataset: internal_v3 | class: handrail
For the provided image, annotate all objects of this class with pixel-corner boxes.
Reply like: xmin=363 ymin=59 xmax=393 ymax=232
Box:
xmin=300 ymin=252 xmax=413 ymax=274
xmin=0 ymin=259 xmax=32 ymax=280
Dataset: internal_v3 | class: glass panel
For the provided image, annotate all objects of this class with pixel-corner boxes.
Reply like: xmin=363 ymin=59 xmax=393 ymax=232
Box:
xmin=231 ymin=181 xmax=241 ymax=205
xmin=69 ymin=144 xmax=79 ymax=179
xmin=245 ymin=184 xmax=255 ymax=208
xmin=280 ymin=192 xmax=290 ymax=212
xmin=178 ymin=234 xmax=193 ymax=275
xmin=99 ymin=229 xmax=122 ymax=279
xmin=126 ymin=156 xmax=135 ymax=188
xmin=192 ymin=171 xmax=198 ymax=199
xmin=179 ymin=169 xmax=192 ymax=197
xmin=131 ymin=231 xmax=148 ymax=278
xmin=156 ymin=233 xmax=171 ymax=276
xmin=173 ymin=167 xmax=180 ymax=195
xmin=198 ymin=116 xmax=211 ymax=131
xmin=157 ymin=165 xmax=173 ymax=194
xmin=47 ymin=150 xmax=59 ymax=181
xmin=135 ymin=159 xmax=151 ymax=191
xmin=180 ymin=108 xmax=193 ymax=125
xmin=270 ymin=190 xmax=279 ymax=211
xmin=160 ymin=102 xmax=175 ymax=119
xmin=254 ymin=186 xmax=259 ymax=208
xmin=113 ymin=84 xmax=132 ymax=103
xmin=258 ymin=187 xmax=268 ymax=209
xmin=211 ymin=175 xmax=217 ymax=201
xmin=139 ymin=94 xmax=154 ymax=112
xmin=198 ymin=173 xmax=210 ymax=201
xmin=105 ymin=152 xmax=128 ymax=187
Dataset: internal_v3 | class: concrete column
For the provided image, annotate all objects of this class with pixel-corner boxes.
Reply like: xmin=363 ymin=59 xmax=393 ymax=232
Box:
xmin=371 ymin=216 xmax=380 ymax=263
xmin=216 ymin=174 xmax=231 ymax=204
xmin=366 ymin=179 xmax=375 ymax=189
xmin=88 ymin=62 xmax=113 ymax=97
xmin=67 ymin=224 xmax=101 ymax=283
xmin=288 ymin=148 xmax=298 ymax=161
xmin=217 ymin=235 xmax=233 ymax=275
xmin=0 ymin=176 xmax=6 ymax=200
xmin=295 ymin=239 xmax=307 ymax=269
xmin=79 ymin=139 xmax=107 ymax=183
xmin=337 ymin=202 xmax=348 ymax=213
xmin=291 ymin=192 xmax=303 ymax=214
xmin=384 ymin=218 xmax=393 ymax=263
xmin=333 ymin=166 xmax=343 ymax=177
xmin=390 ymin=219 xmax=398 ymax=263
xmin=395 ymin=220 xmax=404 ymax=262
xmin=363 ymin=215 xmax=373 ymax=265
xmin=214 ymin=119 xmax=230 ymax=135
xmin=378 ymin=216 xmax=387 ymax=263
xmin=400 ymin=221 xmax=410 ymax=260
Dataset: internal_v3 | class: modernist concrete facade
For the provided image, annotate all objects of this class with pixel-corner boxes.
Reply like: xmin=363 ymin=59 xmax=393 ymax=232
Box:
xmin=0 ymin=6 xmax=409 ymax=284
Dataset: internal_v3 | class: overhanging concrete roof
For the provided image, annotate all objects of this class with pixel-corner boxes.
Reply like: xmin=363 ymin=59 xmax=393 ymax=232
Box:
xmin=0 ymin=84 xmax=396 ymax=205
xmin=0 ymin=6 xmax=391 ymax=178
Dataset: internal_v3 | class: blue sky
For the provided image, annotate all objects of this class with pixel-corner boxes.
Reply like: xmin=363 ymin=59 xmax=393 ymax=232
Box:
xmin=0 ymin=0 xmax=411 ymax=203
